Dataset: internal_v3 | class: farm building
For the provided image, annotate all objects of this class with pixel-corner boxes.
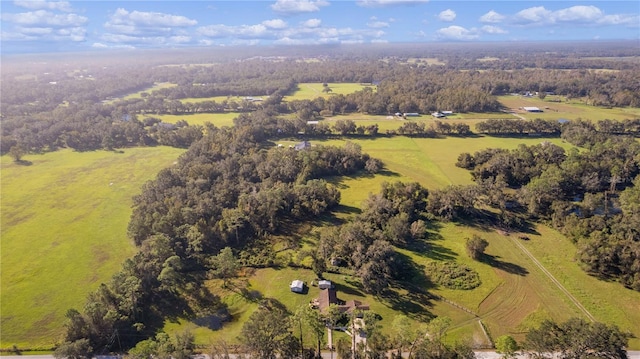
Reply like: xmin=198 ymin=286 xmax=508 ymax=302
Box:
xmin=432 ymin=112 xmax=446 ymax=118
xmin=318 ymin=280 xmax=333 ymax=289
xmin=290 ymin=280 xmax=305 ymax=293
xmin=522 ymin=107 xmax=543 ymax=112
xmin=294 ymin=141 xmax=311 ymax=150
xmin=404 ymin=112 xmax=420 ymax=117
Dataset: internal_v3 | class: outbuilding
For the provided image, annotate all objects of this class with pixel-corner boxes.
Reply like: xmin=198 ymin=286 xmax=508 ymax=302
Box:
xmin=522 ymin=107 xmax=543 ymax=112
xmin=318 ymin=280 xmax=333 ymax=289
xmin=290 ymin=280 xmax=305 ymax=293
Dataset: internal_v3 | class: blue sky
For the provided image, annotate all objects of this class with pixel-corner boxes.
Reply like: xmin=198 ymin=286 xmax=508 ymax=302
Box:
xmin=1 ymin=0 xmax=639 ymax=53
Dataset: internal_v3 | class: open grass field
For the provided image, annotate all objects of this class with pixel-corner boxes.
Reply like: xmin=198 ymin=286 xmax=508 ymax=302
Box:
xmin=497 ymin=95 xmax=640 ymax=121
xmin=0 ymin=147 xmax=185 ymax=348
xmin=142 ymin=112 xmax=240 ymax=127
xmin=284 ymin=83 xmax=373 ymax=101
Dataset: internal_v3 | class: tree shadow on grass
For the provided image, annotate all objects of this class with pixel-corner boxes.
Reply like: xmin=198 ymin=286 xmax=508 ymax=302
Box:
xmin=334 ymin=280 xmax=365 ymax=297
xmin=380 ymin=288 xmax=435 ymax=322
xmin=481 ymin=254 xmax=529 ymax=276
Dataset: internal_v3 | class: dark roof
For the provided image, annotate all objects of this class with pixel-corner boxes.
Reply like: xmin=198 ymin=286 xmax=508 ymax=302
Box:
xmin=318 ymin=288 xmax=339 ymax=312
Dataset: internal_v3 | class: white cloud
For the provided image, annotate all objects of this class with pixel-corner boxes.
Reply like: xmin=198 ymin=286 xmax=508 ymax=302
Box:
xmin=2 ymin=10 xmax=87 ymax=27
xmin=368 ymin=19 xmax=390 ymax=28
xmin=552 ymin=5 xmax=602 ymax=23
xmin=512 ymin=5 xmax=637 ymax=28
xmin=106 ymin=8 xmax=197 ymax=32
xmin=13 ymin=0 xmax=73 ymax=12
xmin=481 ymin=25 xmax=507 ymax=35
xmin=598 ymin=14 xmax=640 ymax=26
xmin=514 ymin=6 xmax=552 ymax=24
xmin=357 ymin=0 xmax=428 ymax=7
xmin=197 ymin=24 xmax=272 ymax=39
xmin=302 ymin=18 xmax=322 ymax=28
xmin=263 ymin=19 xmax=288 ymax=29
xmin=92 ymin=42 xmax=109 ymax=48
xmin=438 ymin=9 xmax=456 ymax=22
xmin=271 ymin=0 xmax=329 ymax=15
xmin=479 ymin=10 xmax=505 ymax=24
xmin=436 ymin=25 xmax=478 ymax=41
xmin=101 ymin=8 xmax=197 ymax=46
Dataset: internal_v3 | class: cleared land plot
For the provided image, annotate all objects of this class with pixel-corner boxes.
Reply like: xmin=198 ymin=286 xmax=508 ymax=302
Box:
xmin=0 ymin=147 xmax=185 ymax=347
xmin=143 ymin=112 xmax=240 ymax=127
xmin=498 ymin=95 xmax=640 ymax=121
xmin=284 ymin=83 xmax=372 ymax=101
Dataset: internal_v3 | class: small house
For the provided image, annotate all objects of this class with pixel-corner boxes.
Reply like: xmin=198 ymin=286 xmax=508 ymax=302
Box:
xmin=290 ymin=280 xmax=305 ymax=293
xmin=294 ymin=141 xmax=311 ymax=151
xmin=318 ymin=280 xmax=333 ymax=289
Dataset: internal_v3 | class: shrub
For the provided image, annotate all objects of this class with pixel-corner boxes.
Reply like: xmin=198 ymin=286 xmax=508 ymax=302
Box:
xmin=425 ymin=261 xmax=481 ymax=290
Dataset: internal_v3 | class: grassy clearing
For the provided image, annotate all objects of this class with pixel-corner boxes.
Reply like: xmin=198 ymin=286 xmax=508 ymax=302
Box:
xmin=284 ymin=83 xmax=372 ymax=101
xmin=142 ymin=112 xmax=240 ymax=127
xmin=497 ymin=95 xmax=640 ymax=121
xmin=313 ymin=136 xmax=572 ymax=197
xmin=519 ymin=225 xmax=640 ymax=348
xmin=0 ymin=147 xmax=185 ymax=347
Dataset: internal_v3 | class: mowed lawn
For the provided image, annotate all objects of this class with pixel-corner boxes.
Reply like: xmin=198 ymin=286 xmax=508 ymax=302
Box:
xmin=0 ymin=147 xmax=185 ymax=348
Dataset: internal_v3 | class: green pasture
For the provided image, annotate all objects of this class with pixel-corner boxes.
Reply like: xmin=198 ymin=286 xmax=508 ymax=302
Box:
xmin=497 ymin=95 xmax=640 ymax=121
xmin=520 ymin=225 xmax=640 ymax=348
xmin=143 ymin=112 xmax=240 ymax=127
xmin=314 ymin=136 xmax=573 ymax=197
xmin=0 ymin=147 xmax=185 ymax=348
xmin=284 ymin=83 xmax=373 ymax=101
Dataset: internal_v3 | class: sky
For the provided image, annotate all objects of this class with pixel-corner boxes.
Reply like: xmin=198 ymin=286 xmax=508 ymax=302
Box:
xmin=1 ymin=0 xmax=639 ymax=53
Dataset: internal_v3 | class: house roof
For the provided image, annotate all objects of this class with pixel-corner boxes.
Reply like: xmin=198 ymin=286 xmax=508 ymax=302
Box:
xmin=290 ymin=280 xmax=304 ymax=289
xmin=318 ymin=288 xmax=339 ymax=312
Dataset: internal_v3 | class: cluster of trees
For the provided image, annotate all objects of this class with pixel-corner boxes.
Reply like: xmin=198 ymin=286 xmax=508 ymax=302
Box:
xmin=475 ymin=118 xmax=562 ymax=136
xmin=239 ymin=305 xmax=475 ymax=359
xmin=315 ymin=181 xmax=430 ymax=294
xmin=454 ymin=123 xmax=640 ymax=290
xmin=475 ymin=118 xmax=640 ymax=137
xmin=522 ymin=318 xmax=631 ymax=359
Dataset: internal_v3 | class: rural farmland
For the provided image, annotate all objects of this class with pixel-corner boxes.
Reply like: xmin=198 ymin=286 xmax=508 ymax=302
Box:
xmin=2 ymin=39 xmax=640 ymax=358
